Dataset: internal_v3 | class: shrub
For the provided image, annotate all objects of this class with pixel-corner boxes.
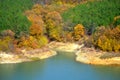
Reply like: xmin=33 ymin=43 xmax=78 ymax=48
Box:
xmin=18 ymin=36 xmax=40 ymax=49
xmin=18 ymin=35 xmax=49 ymax=49
xmin=0 ymin=30 xmax=15 ymax=38
xmin=84 ymin=36 xmax=93 ymax=47
xmin=0 ymin=36 xmax=14 ymax=52
xmin=64 ymin=32 xmax=73 ymax=42
xmin=37 ymin=36 xmax=49 ymax=47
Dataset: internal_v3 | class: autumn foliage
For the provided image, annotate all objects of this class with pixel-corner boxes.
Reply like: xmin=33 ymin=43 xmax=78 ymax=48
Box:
xmin=26 ymin=4 xmax=64 ymax=41
xmin=30 ymin=24 xmax=43 ymax=36
xmin=64 ymin=32 xmax=73 ymax=42
xmin=73 ymin=24 xmax=85 ymax=41
xmin=45 ymin=11 xmax=63 ymax=41
xmin=1 ymin=1 xmax=120 ymax=53
xmin=92 ymin=25 xmax=120 ymax=52
xmin=18 ymin=36 xmax=39 ymax=49
xmin=0 ymin=36 xmax=13 ymax=52
xmin=17 ymin=4 xmax=64 ymax=49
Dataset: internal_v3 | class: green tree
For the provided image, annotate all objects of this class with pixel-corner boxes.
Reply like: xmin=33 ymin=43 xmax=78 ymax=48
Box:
xmin=0 ymin=0 xmax=33 ymax=36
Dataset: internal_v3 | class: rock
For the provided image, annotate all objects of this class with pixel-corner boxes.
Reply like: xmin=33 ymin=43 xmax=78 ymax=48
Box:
xmin=76 ymin=47 xmax=120 ymax=65
xmin=23 ymin=49 xmax=57 ymax=59
xmin=48 ymin=41 xmax=83 ymax=52
xmin=0 ymin=48 xmax=57 ymax=64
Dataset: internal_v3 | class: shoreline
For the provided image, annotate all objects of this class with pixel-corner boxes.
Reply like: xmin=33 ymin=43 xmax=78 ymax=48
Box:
xmin=0 ymin=47 xmax=57 ymax=64
xmin=48 ymin=41 xmax=83 ymax=52
xmin=0 ymin=41 xmax=81 ymax=64
xmin=0 ymin=41 xmax=120 ymax=65
xmin=76 ymin=47 xmax=120 ymax=65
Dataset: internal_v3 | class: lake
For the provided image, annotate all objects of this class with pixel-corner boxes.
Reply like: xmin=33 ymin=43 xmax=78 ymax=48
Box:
xmin=0 ymin=52 xmax=120 ymax=80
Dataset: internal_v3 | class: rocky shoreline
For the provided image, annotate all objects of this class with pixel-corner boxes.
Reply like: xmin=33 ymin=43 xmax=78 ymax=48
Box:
xmin=0 ymin=41 xmax=81 ymax=64
xmin=1 ymin=41 xmax=120 ymax=65
xmin=48 ymin=41 xmax=83 ymax=52
xmin=0 ymin=47 xmax=57 ymax=64
xmin=76 ymin=47 xmax=120 ymax=65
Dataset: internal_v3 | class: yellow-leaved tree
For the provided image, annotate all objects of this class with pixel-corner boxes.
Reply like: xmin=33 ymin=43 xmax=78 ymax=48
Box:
xmin=73 ymin=24 xmax=85 ymax=41
xmin=45 ymin=11 xmax=63 ymax=41
xmin=92 ymin=25 xmax=120 ymax=52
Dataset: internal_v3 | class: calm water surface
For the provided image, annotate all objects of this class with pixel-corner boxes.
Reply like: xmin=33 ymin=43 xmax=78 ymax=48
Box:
xmin=0 ymin=52 xmax=120 ymax=80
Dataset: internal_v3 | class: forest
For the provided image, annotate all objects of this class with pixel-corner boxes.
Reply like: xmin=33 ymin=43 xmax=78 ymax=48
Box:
xmin=0 ymin=0 xmax=120 ymax=53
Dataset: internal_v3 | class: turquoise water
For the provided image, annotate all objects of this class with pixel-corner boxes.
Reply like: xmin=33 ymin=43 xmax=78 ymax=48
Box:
xmin=0 ymin=52 xmax=120 ymax=80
